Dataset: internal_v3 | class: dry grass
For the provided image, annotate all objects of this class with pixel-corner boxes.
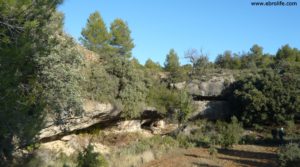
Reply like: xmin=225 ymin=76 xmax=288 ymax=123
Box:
xmin=143 ymin=144 xmax=278 ymax=167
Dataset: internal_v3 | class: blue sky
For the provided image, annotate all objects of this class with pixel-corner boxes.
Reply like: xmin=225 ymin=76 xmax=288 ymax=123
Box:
xmin=58 ymin=0 xmax=300 ymax=65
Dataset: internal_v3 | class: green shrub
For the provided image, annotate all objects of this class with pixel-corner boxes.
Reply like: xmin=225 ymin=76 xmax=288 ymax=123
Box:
xmin=285 ymin=120 xmax=296 ymax=135
xmin=278 ymin=143 xmax=300 ymax=167
xmin=228 ymin=70 xmax=300 ymax=126
xmin=77 ymin=144 xmax=108 ymax=167
xmin=146 ymin=82 xmax=180 ymax=115
xmin=82 ymin=62 xmax=119 ymax=102
xmin=175 ymin=120 xmax=219 ymax=148
xmin=218 ymin=117 xmax=243 ymax=149
xmin=208 ymin=145 xmax=218 ymax=157
xmin=241 ymin=133 xmax=257 ymax=144
xmin=176 ymin=134 xmax=196 ymax=148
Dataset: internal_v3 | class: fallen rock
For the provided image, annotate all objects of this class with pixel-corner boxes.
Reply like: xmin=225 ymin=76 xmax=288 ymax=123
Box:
xmin=116 ymin=120 xmax=143 ymax=133
xmin=150 ymin=120 xmax=166 ymax=134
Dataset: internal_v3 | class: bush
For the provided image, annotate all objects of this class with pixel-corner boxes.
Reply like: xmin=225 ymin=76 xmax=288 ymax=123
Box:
xmin=285 ymin=120 xmax=296 ymax=136
xmin=176 ymin=134 xmax=196 ymax=148
xmin=278 ymin=143 xmax=300 ymax=167
xmin=228 ymin=70 xmax=300 ymax=126
xmin=174 ymin=118 xmax=243 ymax=149
xmin=146 ymin=82 xmax=180 ymax=115
xmin=175 ymin=120 xmax=216 ymax=148
xmin=217 ymin=117 xmax=243 ymax=149
xmin=82 ymin=62 xmax=119 ymax=102
xmin=77 ymin=144 xmax=108 ymax=167
xmin=208 ymin=144 xmax=218 ymax=157
xmin=241 ymin=133 xmax=257 ymax=144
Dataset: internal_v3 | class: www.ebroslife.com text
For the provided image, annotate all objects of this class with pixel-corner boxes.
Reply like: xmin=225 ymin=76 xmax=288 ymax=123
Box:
xmin=251 ymin=1 xmax=297 ymax=6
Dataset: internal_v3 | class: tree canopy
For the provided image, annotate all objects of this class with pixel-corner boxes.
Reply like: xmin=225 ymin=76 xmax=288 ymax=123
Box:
xmin=0 ymin=1 xmax=83 ymax=165
xmin=110 ymin=19 xmax=134 ymax=58
xmin=228 ymin=70 xmax=300 ymax=126
xmin=80 ymin=11 xmax=110 ymax=53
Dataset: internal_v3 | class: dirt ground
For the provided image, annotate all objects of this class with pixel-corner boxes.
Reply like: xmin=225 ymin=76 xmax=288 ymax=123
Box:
xmin=143 ymin=145 xmax=278 ymax=167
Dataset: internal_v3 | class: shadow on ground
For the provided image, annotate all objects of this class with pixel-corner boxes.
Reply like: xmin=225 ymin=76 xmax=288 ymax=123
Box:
xmin=217 ymin=149 xmax=277 ymax=160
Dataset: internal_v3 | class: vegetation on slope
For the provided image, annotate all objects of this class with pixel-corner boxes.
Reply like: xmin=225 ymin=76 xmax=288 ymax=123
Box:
xmin=1 ymin=1 xmax=300 ymax=166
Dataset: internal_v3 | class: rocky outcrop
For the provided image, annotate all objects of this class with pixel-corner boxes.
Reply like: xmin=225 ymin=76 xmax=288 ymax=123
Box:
xmin=38 ymin=73 xmax=234 ymax=140
xmin=38 ymin=101 xmax=174 ymax=140
xmin=174 ymin=75 xmax=235 ymax=97
xmin=38 ymin=100 xmax=120 ymax=140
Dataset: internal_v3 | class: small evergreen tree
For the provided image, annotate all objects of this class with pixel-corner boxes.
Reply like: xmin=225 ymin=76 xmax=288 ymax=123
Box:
xmin=177 ymin=90 xmax=195 ymax=126
xmin=80 ymin=11 xmax=110 ymax=53
xmin=164 ymin=49 xmax=183 ymax=82
xmin=164 ymin=49 xmax=180 ymax=72
xmin=110 ymin=19 xmax=134 ymax=58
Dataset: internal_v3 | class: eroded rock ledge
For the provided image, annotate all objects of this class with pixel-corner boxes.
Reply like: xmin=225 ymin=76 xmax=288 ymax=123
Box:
xmin=38 ymin=101 xmax=120 ymax=140
xmin=38 ymin=74 xmax=235 ymax=140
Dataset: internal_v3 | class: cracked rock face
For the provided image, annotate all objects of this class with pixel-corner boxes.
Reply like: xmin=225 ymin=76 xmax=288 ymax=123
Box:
xmin=174 ymin=75 xmax=235 ymax=97
xmin=38 ymin=101 xmax=120 ymax=140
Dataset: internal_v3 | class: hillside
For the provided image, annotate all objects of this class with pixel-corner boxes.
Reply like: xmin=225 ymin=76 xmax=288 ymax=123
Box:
xmin=1 ymin=1 xmax=300 ymax=167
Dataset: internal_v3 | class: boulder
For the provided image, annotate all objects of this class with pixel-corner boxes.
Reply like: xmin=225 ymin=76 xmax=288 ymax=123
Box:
xmin=150 ymin=120 xmax=166 ymax=134
xmin=173 ymin=81 xmax=186 ymax=90
xmin=116 ymin=120 xmax=143 ymax=133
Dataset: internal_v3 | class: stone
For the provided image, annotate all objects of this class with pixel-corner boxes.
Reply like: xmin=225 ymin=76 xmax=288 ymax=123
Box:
xmin=116 ymin=120 xmax=142 ymax=132
xmin=150 ymin=120 xmax=169 ymax=134
xmin=175 ymin=74 xmax=235 ymax=97
xmin=174 ymin=81 xmax=186 ymax=89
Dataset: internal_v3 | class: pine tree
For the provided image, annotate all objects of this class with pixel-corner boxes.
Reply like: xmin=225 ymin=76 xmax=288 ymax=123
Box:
xmin=164 ymin=49 xmax=182 ymax=83
xmin=110 ymin=19 xmax=134 ymax=58
xmin=164 ymin=49 xmax=180 ymax=72
xmin=276 ymin=44 xmax=300 ymax=62
xmin=80 ymin=11 xmax=110 ymax=53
